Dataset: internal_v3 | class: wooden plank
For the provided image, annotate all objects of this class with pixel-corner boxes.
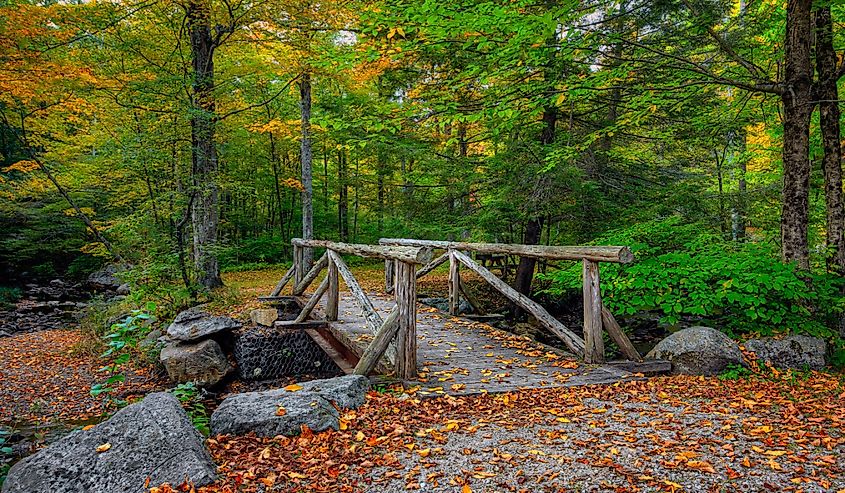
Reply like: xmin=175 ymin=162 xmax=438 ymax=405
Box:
xmin=306 ymin=329 xmax=356 ymax=374
xmin=293 ymin=244 xmax=304 ymax=285
xmin=269 ymin=265 xmax=296 ymax=297
xmin=292 ymin=252 xmax=328 ymax=295
xmin=582 ymin=259 xmax=605 ymax=364
xmin=326 ymin=258 xmax=339 ymax=321
xmin=452 ymin=249 xmax=586 ymax=356
xmin=353 ymin=306 xmax=400 ymax=375
xmin=416 ymin=252 xmax=448 ymax=279
xmin=294 ymin=274 xmax=330 ymax=323
xmin=379 ymin=238 xmax=634 ymax=264
xmin=293 ymin=238 xmax=433 ymax=264
xmin=385 ymin=259 xmax=395 ymax=294
xmin=448 ymin=250 xmax=460 ymax=315
xmin=394 ymin=261 xmax=417 ymax=379
xmin=274 ymin=320 xmax=329 ymax=329
xmin=601 ymin=306 xmax=642 ymax=362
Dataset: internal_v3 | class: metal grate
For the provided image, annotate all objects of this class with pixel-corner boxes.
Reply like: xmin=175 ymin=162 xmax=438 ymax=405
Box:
xmin=233 ymin=326 xmax=343 ymax=381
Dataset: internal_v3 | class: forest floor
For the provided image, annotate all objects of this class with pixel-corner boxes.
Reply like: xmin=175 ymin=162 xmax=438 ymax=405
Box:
xmin=193 ymin=372 xmax=845 ymax=493
xmin=2 ymin=267 xmax=843 ymax=492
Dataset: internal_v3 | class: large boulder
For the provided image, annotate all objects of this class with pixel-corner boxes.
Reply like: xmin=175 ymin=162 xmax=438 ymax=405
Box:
xmin=160 ymin=339 xmax=232 ymax=387
xmin=86 ymin=264 xmax=127 ymax=291
xmin=744 ymin=335 xmax=827 ymax=370
xmin=646 ymin=326 xmax=745 ymax=376
xmin=210 ymin=375 xmax=369 ymax=437
xmin=210 ymin=391 xmax=339 ymax=438
xmin=297 ymin=375 xmax=369 ymax=409
xmin=167 ymin=307 xmax=241 ymax=342
xmin=1 ymin=393 xmax=216 ymax=493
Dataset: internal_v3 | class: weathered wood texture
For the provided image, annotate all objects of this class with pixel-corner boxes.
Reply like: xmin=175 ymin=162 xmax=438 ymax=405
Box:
xmin=448 ymin=251 xmax=460 ymax=315
xmin=294 ymin=274 xmax=330 ymax=323
xmin=384 ymin=259 xmax=395 ymax=293
xmin=321 ymin=293 xmax=669 ymax=395
xmin=327 ymin=250 xmax=382 ymax=332
xmin=293 ymin=238 xmax=433 ymax=264
xmin=416 ymin=252 xmax=449 ymax=279
xmin=292 ymin=252 xmax=328 ymax=295
xmin=394 ymin=261 xmax=418 ymax=379
xmin=582 ymin=259 xmax=605 ymax=364
xmin=269 ymin=265 xmax=296 ymax=297
xmin=379 ymin=238 xmax=634 ymax=263
xmin=353 ymin=306 xmax=400 ymax=375
xmin=452 ymin=250 xmax=586 ymax=356
xmin=293 ymin=245 xmax=304 ymax=285
xmin=326 ymin=259 xmax=339 ymax=321
xmin=305 ymin=328 xmax=356 ymax=375
xmin=601 ymin=306 xmax=642 ymax=362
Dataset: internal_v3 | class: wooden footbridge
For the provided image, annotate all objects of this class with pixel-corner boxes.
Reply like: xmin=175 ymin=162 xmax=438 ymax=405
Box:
xmin=260 ymin=238 xmax=668 ymax=394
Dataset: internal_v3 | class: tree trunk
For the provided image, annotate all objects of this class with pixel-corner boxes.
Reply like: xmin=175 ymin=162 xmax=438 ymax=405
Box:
xmin=780 ymin=0 xmax=814 ymax=270
xmin=299 ymin=72 xmax=314 ymax=267
xmin=815 ymin=6 xmax=845 ymax=275
xmin=188 ymin=0 xmax=222 ymax=288
xmin=338 ymin=148 xmax=349 ymax=241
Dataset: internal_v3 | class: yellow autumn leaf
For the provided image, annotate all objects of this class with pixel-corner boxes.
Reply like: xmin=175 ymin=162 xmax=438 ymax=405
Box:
xmin=462 ymin=485 xmax=472 ymax=493
xmin=96 ymin=443 xmax=111 ymax=453
xmin=284 ymin=384 xmax=303 ymax=392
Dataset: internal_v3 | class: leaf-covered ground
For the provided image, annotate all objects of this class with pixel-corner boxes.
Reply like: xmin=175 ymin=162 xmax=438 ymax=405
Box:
xmin=0 ymin=330 xmax=164 ymax=424
xmin=160 ymin=370 xmax=845 ymax=493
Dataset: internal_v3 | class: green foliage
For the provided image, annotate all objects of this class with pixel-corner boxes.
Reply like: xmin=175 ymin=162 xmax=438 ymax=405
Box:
xmin=543 ymin=217 xmax=845 ymax=340
xmin=0 ymin=287 xmax=20 ymax=310
xmin=171 ymin=383 xmax=210 ymax=436
xmin=0 ymin=428 xmax=13 ymax=487
xmin=90 ymin=304 xmax=156 ymax=408
xmin=718 ymin=364 xmax=754 ymax=381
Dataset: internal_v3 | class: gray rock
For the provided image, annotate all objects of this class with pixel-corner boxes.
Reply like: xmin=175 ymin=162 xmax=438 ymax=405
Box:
xmin=210 ymin=375 xmax=369 ymax=438
xmin=211 ymin=390 xmax=339 ymax=437
xmin=1 ymin=393 xmax=216 ymax=493
xmin=160 ymin=339 xmax=231 ymax=387
xmin=250 ymin=308 xmax=279 ymax=327
xmin=420 ymin=297 xmax=473 ymax=314
xmin=646 ymin=326 xmax=745 ymax=376
xmin=86 ymin=264 xmax=126 ymax=290
xmin=167 ymin=307 xmax=241 ymax=342
xmin=115 ymin=283 xmax=130 ymax=295
xmin=744 ymin=335 xmax=827 ymax=370
xmin=298 ymin=375 xmax=370 ymax=409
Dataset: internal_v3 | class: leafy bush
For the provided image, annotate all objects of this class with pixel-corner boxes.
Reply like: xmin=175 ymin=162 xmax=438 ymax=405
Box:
xmin=171 ymin=383 xmax=210 ymax=436
xmin=543 ymin=217 xmax=845 ymax=340
xmin=90 ymin=304 xmax=156 ymax=408
xmin=0 ymin=287 xmax=20 ymax=310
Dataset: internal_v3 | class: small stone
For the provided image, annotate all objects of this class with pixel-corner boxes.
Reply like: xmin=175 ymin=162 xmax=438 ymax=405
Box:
xmin=250 ymin=308 xmax=279 ymax=327
xmin=160 ymin=339 xmax=231 ymax=387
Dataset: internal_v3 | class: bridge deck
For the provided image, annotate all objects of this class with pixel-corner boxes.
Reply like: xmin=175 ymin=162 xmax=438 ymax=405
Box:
xmin=314 ymin=292 xmax=666 ymax=396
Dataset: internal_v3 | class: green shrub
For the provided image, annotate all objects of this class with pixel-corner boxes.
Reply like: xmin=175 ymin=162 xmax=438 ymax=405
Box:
xmin=543 ymin=217 xmax=845 ymax=340
xmin=0 ymin=287 xmax=20 ymax=310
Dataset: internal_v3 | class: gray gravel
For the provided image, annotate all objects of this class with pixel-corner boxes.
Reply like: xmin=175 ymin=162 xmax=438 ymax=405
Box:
xmin=358 ymin=397 xmax=844 ymax=493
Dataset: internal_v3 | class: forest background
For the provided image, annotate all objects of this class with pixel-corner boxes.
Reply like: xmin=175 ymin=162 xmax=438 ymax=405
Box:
xmin=2 ymin=0 xmax=845 ymax=360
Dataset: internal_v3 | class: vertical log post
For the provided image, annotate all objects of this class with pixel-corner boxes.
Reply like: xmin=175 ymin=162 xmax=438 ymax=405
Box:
xmin=326 ymin=254 xmax=339 ymax=321
xmin=394 ymin=261 xmax=417 ymax=379
xmin=385 ymin=259 xmax=395 ymax=294
xmin=448 ymin=250 xmax=460 ymax=315
xmin=293 ymin=244 xmax=304 ymax=286
xmin=582 ymin=259 xmax=605 ymax=364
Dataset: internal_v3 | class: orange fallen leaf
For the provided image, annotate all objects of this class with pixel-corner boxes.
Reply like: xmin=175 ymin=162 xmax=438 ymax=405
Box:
xmin=96 ymin=443 xmax=111 ymax=453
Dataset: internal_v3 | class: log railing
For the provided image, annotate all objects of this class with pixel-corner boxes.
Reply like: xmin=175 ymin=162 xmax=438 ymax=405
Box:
xmin=269 ymin=238 xmax=432 ymax=379
xmin=379 ymin=238 xmax=639 ymax=364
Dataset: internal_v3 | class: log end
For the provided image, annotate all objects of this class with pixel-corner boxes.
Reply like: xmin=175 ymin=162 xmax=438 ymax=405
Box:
xmin=618 ymin=246 xmax=635 ymax=264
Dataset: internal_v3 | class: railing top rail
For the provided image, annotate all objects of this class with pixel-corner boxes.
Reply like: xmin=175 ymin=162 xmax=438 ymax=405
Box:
xmin=378 ymin=238 xmax=634 ymax=264
xmin=293 ymin=238 xmax=433 ymax=264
